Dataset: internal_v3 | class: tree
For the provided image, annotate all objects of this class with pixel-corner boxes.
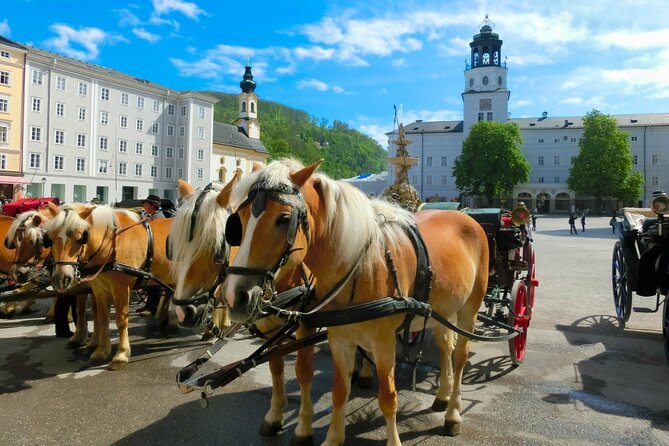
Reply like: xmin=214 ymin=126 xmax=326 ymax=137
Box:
xmin=567 ymin=110 xmax=643 ymax=211
xmin=453 ymin=121 xmax=530 ymax=205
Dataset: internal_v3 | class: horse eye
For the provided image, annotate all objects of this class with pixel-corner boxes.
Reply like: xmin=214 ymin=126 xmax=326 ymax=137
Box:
xmin=276 ymin=214 xmax=291 ymax=226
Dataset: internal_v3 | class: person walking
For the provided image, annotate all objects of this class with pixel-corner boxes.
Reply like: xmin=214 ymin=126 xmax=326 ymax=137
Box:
xmin=581 ymin=213 xmax=586 ymax=232
xmin=569 ymin=213 xmax=578 ymax=235
xmin=136 ymin=194 xmax=165 ymax=317
xmin=610 ymin=215 xmax=617 ymax=233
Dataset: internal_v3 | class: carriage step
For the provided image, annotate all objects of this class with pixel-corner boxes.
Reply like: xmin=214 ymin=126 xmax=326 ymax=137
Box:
xmin=633 ymin=307 xmax=657 ymax=313
xmin=508 ymin=260 xmax=528 ymax=271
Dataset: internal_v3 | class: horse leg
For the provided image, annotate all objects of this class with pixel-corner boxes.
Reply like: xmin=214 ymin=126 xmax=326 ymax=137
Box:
xmin=44 ymin=297 xmax=56 ymax=322
xmin=16 ymin=299 xmax=35 ymax=315
xmin=293 ymin=324 xmax=316 ymax=445
xmin=431 ymin=325 xmax=455 ymax=412
xmin=371 ymin=334 xmax=401 ymax=446
xmin=67 ymin=295 xmax=89 ymax=349
xmin=89 ymin=295 xmax=111 ymax=366
xmin=109 ymin=282 xmax=132 ymax=370
xmin=259 ymin=355 xmax=287 ymax=437
xmin=323 ymin=334 xmax=356 ymax=446
xmin=3 ymin=301 xmax=16 ymax=318
xmin=86 ymin=295 xmax=98 ymax=351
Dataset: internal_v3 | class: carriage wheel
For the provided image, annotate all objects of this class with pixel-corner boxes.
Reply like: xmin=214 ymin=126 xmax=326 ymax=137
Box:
xmin=523 ymin=241 xmax=537 ymax=311
xmin=663 ymin=296 xmax=669 ymax=365
xmin=612 ymin=241 xmax=632 ymax=324
xmin=508 ymin=280 xmax=529 ymax=366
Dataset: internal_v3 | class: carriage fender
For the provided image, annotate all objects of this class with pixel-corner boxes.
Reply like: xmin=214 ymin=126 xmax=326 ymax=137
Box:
xmin=636 ymin=244 xmax=666 ymax=296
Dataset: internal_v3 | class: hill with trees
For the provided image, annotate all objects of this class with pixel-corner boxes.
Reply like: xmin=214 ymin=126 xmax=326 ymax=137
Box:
xmin=204 ymin=92 xmax=388 ymax=179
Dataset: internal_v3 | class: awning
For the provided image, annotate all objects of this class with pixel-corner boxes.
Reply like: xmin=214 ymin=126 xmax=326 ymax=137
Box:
xmin=0 ymin=175 xmax=27 ymax=184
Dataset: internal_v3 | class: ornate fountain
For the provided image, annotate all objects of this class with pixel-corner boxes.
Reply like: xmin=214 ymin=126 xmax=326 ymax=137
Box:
xmin=383 ymin=122 xmax=422 ymax=211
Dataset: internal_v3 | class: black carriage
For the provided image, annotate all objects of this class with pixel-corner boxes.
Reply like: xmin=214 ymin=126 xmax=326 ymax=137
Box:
xmin=464 ymin=205 xmax=538 ymax=365
xmin=612 ymin=197 xmax=669 ymax=363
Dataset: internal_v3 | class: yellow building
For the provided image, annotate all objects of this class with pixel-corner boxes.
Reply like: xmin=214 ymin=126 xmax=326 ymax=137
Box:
xmin=0 ymin=36 xmax=27 ymax=199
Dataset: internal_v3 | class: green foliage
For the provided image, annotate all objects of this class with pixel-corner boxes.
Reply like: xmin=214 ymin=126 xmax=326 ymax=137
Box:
xmin=205 ymin=92 xmax=388 ymax=179
xmin=567 ymin=109 xmax=643 ymax=203
xmin=453 ymin=121 xmax=530 ymax=203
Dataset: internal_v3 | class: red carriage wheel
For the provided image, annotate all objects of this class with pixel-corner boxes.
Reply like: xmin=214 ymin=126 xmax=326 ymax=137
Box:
xmin=508 ymin=279 xmax=529 ymax=366
xmin=612 ymin=241 xmax=632 ymax=324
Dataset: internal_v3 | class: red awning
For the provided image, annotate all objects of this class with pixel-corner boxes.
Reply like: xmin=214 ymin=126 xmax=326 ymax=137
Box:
xmin=0 ymin=175 xmax=27 ymax=184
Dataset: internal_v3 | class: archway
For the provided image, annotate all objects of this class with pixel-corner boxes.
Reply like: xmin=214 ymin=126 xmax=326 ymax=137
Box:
xmin=555 ymin=193 xmax=571 ymax=213
xmin=517 ymin=192 xmax=532 ymax=208
xmin=537 ymin=193 xmax=551 ymax=213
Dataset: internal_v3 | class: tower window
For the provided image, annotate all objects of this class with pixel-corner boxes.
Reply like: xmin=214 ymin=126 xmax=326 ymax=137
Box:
xmin=242 ymin=102 xmax=246 ymax=112
xmin=482 ymin=53 xmax=490 ymax=65
xmin=251 ymin=102 xmax=255 ymax=113
xmin=473 ymin=52 xmax=479 ymax=67
xmin=493 ymin=51 xmax=499 ymax=65
xmin=478 ymin=112 xmax=484 ymax=122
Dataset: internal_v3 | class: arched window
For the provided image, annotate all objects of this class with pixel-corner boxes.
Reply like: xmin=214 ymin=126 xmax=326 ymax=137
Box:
xmin=250 ymin=102 xmax=255 ymax=113
xmin=493 ymin=51 xmax=499 ymax=65
xmin=482 ymin=53 xmax=490 ymax=65
xmin=241 ymin=102 xmax=246 ymax=112
xmin=473 ymin=52 xmax=479 ymax=67
xmin=218 ymin=167 xmax=227 ymax=183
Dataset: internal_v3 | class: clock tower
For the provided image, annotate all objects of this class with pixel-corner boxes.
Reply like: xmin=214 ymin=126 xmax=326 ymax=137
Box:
xmin=462 ymin=15 xmax=510 ymax=135
xmin=236 ymin=61 xmax=260 ymax=140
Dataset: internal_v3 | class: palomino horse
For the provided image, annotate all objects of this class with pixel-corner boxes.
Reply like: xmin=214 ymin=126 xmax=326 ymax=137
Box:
xmin=221 ymin=159 xmax=489 ymax=445
xmin=169 ymin=170 xmax=322 ymax=438
xmin=4 ymin=208 xmax=91 ymax=347
xmin=43 ymin=202 xmax=174 ymax=370
xmin=0 ymin=215 xmax=36 ymax=317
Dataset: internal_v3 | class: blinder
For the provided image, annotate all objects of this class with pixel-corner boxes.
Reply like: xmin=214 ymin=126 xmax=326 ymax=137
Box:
xmin=165 ymin=234 xmax=172 ymax=260
xmin=225 ymin=213 xmax=242 ymax=247
xmin=42 ymin=231 xmax=53 ymax=248
xmin=4 ymin=237 xmax=15 ymax=250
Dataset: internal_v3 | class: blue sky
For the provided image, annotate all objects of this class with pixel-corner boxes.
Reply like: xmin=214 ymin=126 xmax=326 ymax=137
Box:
xmin=2 ymin=0 xmax=669 ymax=148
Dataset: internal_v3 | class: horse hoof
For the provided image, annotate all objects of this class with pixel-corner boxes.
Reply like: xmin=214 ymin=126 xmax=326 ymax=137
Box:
xmin=291 ymin=434 xmax=314 ymax=446
xmin=88 ymin=356 xmax=108 ymax=367
xmin=259 ymin=421 xmax=282 ymax=437
xmin=66 ymin=340 xmax=83 ymax=350
xmin=431 ymin=398 xmax=448 ymax=412
xmin=44 ymin=315 xmax=54 ymax=323
xmin=109 ymin=360 xmax=128 ymax=371
xmin=356 ymin=376 xmax=373 ymax=389
xmin=443 ymin=420 xmax=461 ymax=437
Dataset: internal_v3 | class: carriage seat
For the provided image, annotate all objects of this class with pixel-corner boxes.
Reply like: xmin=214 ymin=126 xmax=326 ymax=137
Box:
xmin=622 ymin=207 xmax=657 ymax=233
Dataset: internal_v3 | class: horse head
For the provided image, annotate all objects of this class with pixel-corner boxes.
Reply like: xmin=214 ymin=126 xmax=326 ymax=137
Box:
xmin=168 ymin=174 xmax=240 ymax=328
xmin=221 ymin=159 xmax=319 ymax=323
xmin=5 ymin=209 xmax=49 ymax=283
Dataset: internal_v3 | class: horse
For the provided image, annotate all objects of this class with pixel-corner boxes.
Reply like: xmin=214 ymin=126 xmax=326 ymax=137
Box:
xmin=0 ymin=215 xmax=36 ymax=318
xmin=43 ymin=202 xmax=174 ymax=370
xmin=3 ymin=208 xmax=91 ymax=347
xmin=220 ymin=159 xmax=490 ymax=445
xmin=169 ymin=169 xmax=327 ymax=439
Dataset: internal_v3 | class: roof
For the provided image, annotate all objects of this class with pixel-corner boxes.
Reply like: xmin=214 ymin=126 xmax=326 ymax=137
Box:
xmin=0 ymin=35 xmax=27 ymax=51
xmin=212 ymin=122 xmax=268 ymax=154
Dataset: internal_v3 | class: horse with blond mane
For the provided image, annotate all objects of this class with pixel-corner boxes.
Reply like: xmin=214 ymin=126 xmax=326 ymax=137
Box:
xmin=169 ymin=167 xmax=326 ymax=438
xmin=0 ymin=214 xmax=37 ymax=318
xmin=43 ymin=202 xmax=174 ymax=370
xmin=220 ymin=159 xmax=489 ymax=445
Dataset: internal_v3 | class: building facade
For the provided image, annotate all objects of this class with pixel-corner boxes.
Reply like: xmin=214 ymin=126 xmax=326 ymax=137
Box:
xmin=387 ymin=18 xmax=669 ymax=213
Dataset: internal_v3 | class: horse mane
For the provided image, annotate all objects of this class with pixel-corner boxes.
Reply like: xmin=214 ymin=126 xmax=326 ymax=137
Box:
xmin=235 ymin=158 xmax=415 ymax=272
xmin=169 ymin=183 xmax=230 ymax=280
xmin=43 ymin=204 xmax=138 ymax=236
xmin=7 ymin=210 xmax=42 ymax=245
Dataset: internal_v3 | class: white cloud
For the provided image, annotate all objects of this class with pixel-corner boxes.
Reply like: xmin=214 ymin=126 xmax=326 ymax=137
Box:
xmin=294 ymin=46 xmax=335 ymax=61
xmin=357 ymin=123 xmax=391 ymax=149
xmin=297 ymin=79 xmax=328 ymax=91
xmin=132 ymin=28 xmax=161 ymax=43
xmin=116 ymin=9 xmax=142 ymax=27
xmin=43 ymin=24 xmax=128 ymax=61
xmin=151 ymin=0 xmax=205 ymax=20
xmin=0 ymin=19 xmax=11 ymax=36
xmin=595 ymin=29 xmax=669 ymax=51
xmin=392 ymin=58 xmax=406 ymax=68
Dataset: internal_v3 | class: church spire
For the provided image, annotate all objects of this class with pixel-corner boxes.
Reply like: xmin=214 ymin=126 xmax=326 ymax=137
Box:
xmin=237 ymin=61 xmax=260 ymax=140
xmin=240 ymin=60 xmax=256 ymax=93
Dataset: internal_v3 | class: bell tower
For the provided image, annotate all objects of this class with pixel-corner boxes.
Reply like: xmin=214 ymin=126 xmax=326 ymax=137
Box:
xmin=462 ymin=15 xmax=510 ymax=135
xmin=236 ymin=61 xmax=260 ymax=140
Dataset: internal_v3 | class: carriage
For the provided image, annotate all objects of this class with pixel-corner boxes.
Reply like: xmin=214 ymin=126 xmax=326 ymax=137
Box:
xmin=611 ymin=195 xmax=669 ymax=363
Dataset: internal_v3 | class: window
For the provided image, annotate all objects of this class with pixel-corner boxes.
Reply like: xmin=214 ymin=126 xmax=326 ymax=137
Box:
xmin=198 ymin=106 xmax=205 ymax=119
xmin=99 ymin=136 xmax=108 ymax=151
xmin=54 ymin=130 xmax=65 ymax=145
xmin=633 ymin=154 xmax=638 ymax=165
xmin=441 ymin=175 xmax=447 ymax=185
xmin=180 ymin=105 xmax=187 ymax=116
xmin=134 ymin=164 xmax=143 ymax=176
xmin=152 ymin=100 xmax=160 ymax=112
xmin=151 ymin=122 xmax=159 ymax=133
xmin=78 ymin=107 xmax=86 ymax=121
xmin=197 ymin=127 xmax=204 ymax=139
xmin=165 ymin=167 xmax=173 ymax=179
xmin=32 ymin=70 xmax=43 ymax=85
xmin=167 ymin=125 xmax=174 ymax=136
xmin=554 ymin=156 xmax=560 ymax=166
xmin=571 ymin=137 xmax=577 ymax=143
xmin=56 ymin=76 xmax=66 ymax=91
xmin=0 ymin=97 xmax=8 ymax=113
xmin=652 ymin=154 xmax=660 ymax=165
xmin=177 ymin=168 xmax=184 ymax=179
xmin=135 ymin=142 xmax=143 ymax=155
xmin=538 ymin=139 xmax=544 ymax=143
xmin=179 ymin=126 xmax=185 ymax=137
xmin=118 ymin=162 xmax=127 ymax=176
xmin=150 ymin=165 xmax=158 ymax=177
xmin=0 ymin=125 xmax=7 ymax=143
xmin=486 ymin=112 xmax=493 ymax=121
xmin=78 ymin=82 xmax=88 ymax=96
xmin=120 ymin=116 xmax=128 ymax=128
xmin=56 ymin=102 xmax=64 ymax=117
xmin=119 ymin=140 xmax=128 ymax=153
xmin=30 ymin=126 xmax=41 ymax=141
xmin=426 ymin=175 xmax=432 ymax=186
xmin=538 ymin=156 xmax=544 ymax=166
xmin=251 ymin=102 xmax=255 ymax=113
xmin=168 ymin=104 xmax=175 ymax=115
xmin=631 ymin=136 xmax=638 ymax=142
xmin=554 ymin=177 xmax=560 ymax=183
xmin=0 ymin=71 xmax=9 ymax=85
xmin=165 ymin=146 xmax=173 ymax=158
xmin=652 ymin=176 xmax=659 ymax=186
xmin=136 ymin=119 xmax=143 ymax=131
xmin=31 ymin=97 xmax=41 ymax=112
xmin=100 ymin=111 xmax=109 ymax=125
xmin=477 ymin=112 xmax=484 ymax=122
xmin=197 ymin=148 xmax=204 ymax=160
xmin=100 ymin=87 xmax=109 ymax=100
xmin=77 ymin=133 xmax=86 ymax=148
xmin=98 ymin=159 xmax=108 ymax=174
xmin=538 ymin=176 xmax=544 ymax=183
xmin=177 ymin=147 xmax=184 ymax=159
xmin=196 ymin=168 xmax=203 ymax=180
xmin=0 ymin=50 xmax=8 ymax=59
xmin=426 ymin=156 xmax=432 ymax=167
xmin=76 ymin=158 xmax=86 ymax=172
xmin=0 ymin=154 xmax=6 ymax=169
xmin=242 ymin=102 xmax=246 ymax=112
xmin=441 ymin=156 xmax=447 ymax=166
xmin=120 ymin=92 xmax=128 ymax=105
xmin=151 ymin=144 xmax=159 ymax=157
xmin=29 ymin=153 xmax=41 ymax=169
xmin=53 ymin=155 xmax=64 ymax=170
xmin=137 ymin=97 xmax=144 ymax=109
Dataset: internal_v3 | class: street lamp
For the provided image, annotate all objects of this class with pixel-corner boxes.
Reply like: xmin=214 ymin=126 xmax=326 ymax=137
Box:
xmin=41 ymin=177 xmax=46 ymax=197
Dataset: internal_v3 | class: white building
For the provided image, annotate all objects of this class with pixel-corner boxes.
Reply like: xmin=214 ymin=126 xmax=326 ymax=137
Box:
xmin=387 ymin=18 xmax=669 ymax=213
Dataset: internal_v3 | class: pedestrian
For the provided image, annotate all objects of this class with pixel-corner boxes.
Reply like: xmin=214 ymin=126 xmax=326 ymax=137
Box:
xmin=581 ymin=213 xmax=586 ymax=232
xmin=569 ymin=213 xmax=578 ymax=235
xmin=136 ymin=194 xmax=166 ymax=317
xmin=610 ymin=216 xmax=617 ymax=233
xmin=531 ymin=213 xmax=537 ymax=231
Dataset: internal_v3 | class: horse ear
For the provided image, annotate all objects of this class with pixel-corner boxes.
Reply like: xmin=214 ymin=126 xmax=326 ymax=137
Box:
xmin=79 ymin=206 xmax=94 ymax=220
xmin=32 ymin=214 xmax=42 ymax=227
xmin=290 ymin=160 xmax=323 ymax=187
xmin=252 ymin=161 xmax=265 ymax=172
xmin=178 ymin=179 xmax=193 ymax=199
xmin=216 ymin=171 xmax=240 ymax=208
xmin=47 ymin=202 xmax=60 ymax=217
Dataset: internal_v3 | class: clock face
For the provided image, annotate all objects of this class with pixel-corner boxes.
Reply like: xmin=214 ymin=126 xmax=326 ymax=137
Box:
xmin=498 ymin=76 xmax=503 ymax=86
xmin=469 ymin=78 xmax=474 ymax=88
xmin=482 ymin=76 xmax=489 ymax=86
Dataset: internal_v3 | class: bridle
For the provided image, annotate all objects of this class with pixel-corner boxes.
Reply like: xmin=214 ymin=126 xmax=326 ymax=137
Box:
xmin=10 ymin=221 xmax=45 ymax=272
